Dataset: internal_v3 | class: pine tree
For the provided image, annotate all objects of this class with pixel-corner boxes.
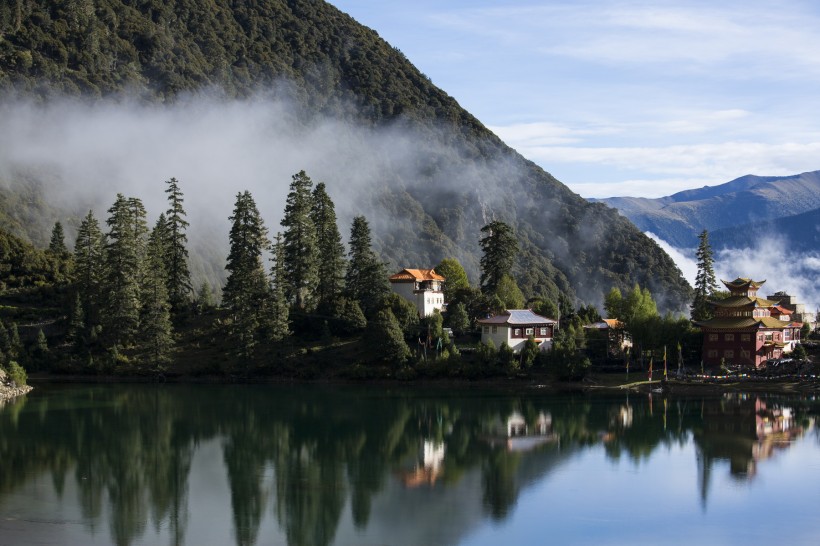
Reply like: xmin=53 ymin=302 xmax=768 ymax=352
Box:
xmin=9 ymin=323 xmax=22 ymax=360
xmin=310 ymin=182 xmax=346 ymax=313
xmin=345 ymin=215 xmax=389 ymax=316
xmin=691 ymin=230 xmax=718 ymax=321
xmin=223 ymin=191 xmax=270 ymax=361
xmin=479 ymin=221 xmax=518 ymax=294
xmin=140 ymin=218 xmax=175 ymax=368
xmin=48 ymin=221 xmax=70 ymax=258
xmin=281 ymin=170 xmax=319 ymax=311
xmin=446 ymin=302 xmax=470 ymax=336
xmin=103 ymin=194 xmax=148 ymax=346
xmin=365 ymin=308 xmax=410 ymax=364
xmin=164 ymin=177 xmax=193 ymax=312
xmin=67 ymin=292 xmax=85 ymax=352
xmin=266 ymin=233 xmax=290 ymax=342
xmin=195 ymin=281 xmax=216 ymax=313
xmin=74 ymin=210 xmax=105 ymax=328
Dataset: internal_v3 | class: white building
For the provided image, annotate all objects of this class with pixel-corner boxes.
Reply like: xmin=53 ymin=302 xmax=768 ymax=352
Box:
xmin=389 ymin=268 xmax=446 ymax=317
xmin=477 ymin=309 xmax=558 ymax=354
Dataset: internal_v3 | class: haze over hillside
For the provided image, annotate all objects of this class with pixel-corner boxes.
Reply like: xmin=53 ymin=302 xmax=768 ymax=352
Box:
xmin=0 ymin=0 xmax=691 ymax=310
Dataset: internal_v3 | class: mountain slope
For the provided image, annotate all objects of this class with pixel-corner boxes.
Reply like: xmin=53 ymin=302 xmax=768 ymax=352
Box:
xmin=597 ymin=171 xmax=820 ymax=247
xmin=0 ymin=0 xmax=691 ymax=310
xmin=710 ymin=206 xmax=820 ymax=251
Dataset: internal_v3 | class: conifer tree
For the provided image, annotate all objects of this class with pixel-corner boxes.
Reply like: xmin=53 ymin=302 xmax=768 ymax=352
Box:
xmin=365 ymin=308 xmax=410 ymax=364
xmin=267 ymin=233 xmax=290 ymax=342
xmin=691 ymin=229 xmax=718 ymax=321
xmin=310 ymin=182 xmax=346 ymax=313
xmin=67 ymin=292 xmax=85 ymax=352
xmin=74 ymin=210 xmax=105 ymax=327
xmin=103 ymin=194 xmax=148 ymax=346
xmin=164 ymin=177 xmax=193 ymax=312
xmin=0 ymin=321 xmax=9 ymax=360
xmin=9 ymin=323 xmax=22 ymax=360
xmin=48 ymin=221 xmax=69 ymax=257
xmin=281 ymin=170 xmax=319 ymax=311
xmin=223 ymin=191 xmax=270 ymax=361
xmin=345 ymin=215 xmax=389 ymax=316
xmin=479 ymin=221 xmax=518 ymax=295
xmin=140 ymin=218 xmax=175 ymax=367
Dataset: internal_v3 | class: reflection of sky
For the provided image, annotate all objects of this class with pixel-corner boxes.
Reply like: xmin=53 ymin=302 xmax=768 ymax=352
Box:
xmin=463 ymin=438 xmax=820 ymax=546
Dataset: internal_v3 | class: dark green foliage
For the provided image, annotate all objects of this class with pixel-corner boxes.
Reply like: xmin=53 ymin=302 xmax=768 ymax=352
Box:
xmin=67 ymin=292 xmax=84 ymax=351
xmin=345 ymin=216 xmax=389 ymax=317
xmin=548 ymin=325 xmax=590 ymax=380
xmin=446 ymin=301 xmax=470 ymax=336
xmin=195 ymin=281 xmax=216 ymax=313
xmin=0 ymin=227 xmax=58 ymax=290
xmin=530 ymin=298 xmax=559 ymax=320
xmin=281 ymin=171 xmax=319 ymax=311
xmin=792 ymin=343 xmax=808 ymax=361
xmin=266 ymin=233 xmax=290 ymax=343
xmin=311 ymin=182 xmax=346 ymax=312
xmin=521 ymin=337 xmax=539 ymax=369
xmin=691 ymin=230 xmax=718 ymax=321
xmin=479 ymin=221 xmax=518 ymax=295
xmin=164 ymin=177 xmax=193 ymax=312
xmin=223 ymin=191 xmax=270 ymax=362
xmin=337 ymin=298 xmax=367 ymax=335
xmin=9 ymin=323 xmax=22 ymax=361
xmin=364 ymin=308 xmax=410 ymax=364
xmin=435 ymin=258 xmax=469 ymax=302
xmin=383 ymin=293 xmax=419 ymax=339
xmin=73 ymin=210 xmax=105 ymax=329
xmin=497 ymin=342 xmax=515 ymax=370
xmin=7 ymin=360 xmax=26 ymax=386
xmin=140 ymin=218 xmax=174 ymax=368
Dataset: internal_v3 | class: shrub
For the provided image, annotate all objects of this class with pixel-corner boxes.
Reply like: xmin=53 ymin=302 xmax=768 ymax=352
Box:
xmin=8 ymin=360 xmax=27 ymax=386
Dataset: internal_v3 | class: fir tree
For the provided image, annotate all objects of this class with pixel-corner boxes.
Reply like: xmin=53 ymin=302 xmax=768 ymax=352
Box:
xmin=691 ymin=230 xmax=718 ymax=321
xmin=281 ymin=170 xmax=319 ymax=311
xmin=140 ymin=218 xmax=175 ymax=368
xmin=164 ymin=177 xmax=193 ymax=312
xmin=48 ymin=221 xmax=70 ymax=261
xmin=9 ymin=323 xmax=22 ymax=360
xmin=0 ymin=320 xmax=10 ymax=358
xmin=67 ymin=292 xmax=85 ymax=352
xmin=266 ymin=233 xmax=290 ymax=342
xmin=345 ymin=215 xmax=389 ymax=316
xmin=73 ymin=210 xmax=105 ymax=328
xmin=479 ymin=221 xmax=518 ymax=295
xmin=446 ymin=302 xmax=470 ymax=336
xmin=365 ymin=308 xmax=410 ymax=364
xmin=195 ymin=281 xmax=216 ymax=313
xmin=223 ymin=191 xmax=270 ymax=361
xmin=310 ymin=182 xmax=346 ymax=313
xmin=103 ymin=194 xmax=147 ymax=346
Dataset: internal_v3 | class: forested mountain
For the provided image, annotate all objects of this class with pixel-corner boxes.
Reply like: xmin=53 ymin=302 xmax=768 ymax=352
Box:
xmin=597 ymin=171 xmax=820 ymax=248
xmin=710 ymin=206 xmax=820 ymax=252
xmin=0 ymin=0 xmax=691 ymax=310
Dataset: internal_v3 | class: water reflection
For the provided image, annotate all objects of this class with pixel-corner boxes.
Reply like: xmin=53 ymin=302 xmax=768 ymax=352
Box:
xmin=0 ymin=386 xmax=817 ymax=545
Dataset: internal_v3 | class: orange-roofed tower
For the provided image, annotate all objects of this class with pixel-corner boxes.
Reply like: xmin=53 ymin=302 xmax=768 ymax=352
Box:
xmin=389 ymin=268 xmax=446 ymax=317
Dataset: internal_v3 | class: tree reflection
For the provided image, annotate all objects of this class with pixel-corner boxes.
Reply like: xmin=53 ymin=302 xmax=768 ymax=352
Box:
xmin=0 ymin=386 xmax=817 ymax=545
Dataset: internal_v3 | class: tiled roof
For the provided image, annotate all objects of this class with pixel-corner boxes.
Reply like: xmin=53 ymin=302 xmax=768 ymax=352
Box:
xmin=478 ymin=309 xmax=557 ymax=325
xmin=603 ymin=318 xmax=625 ymax=329
xmin=721 ymin=277 xmax=766 ymax=290
xmin=696 ymin=316 xmax=791 ymax=330
xmin=389 ymin=268 xmax=445 ymax=282
xmin=710 ymin=296 xmax=777 ymax=308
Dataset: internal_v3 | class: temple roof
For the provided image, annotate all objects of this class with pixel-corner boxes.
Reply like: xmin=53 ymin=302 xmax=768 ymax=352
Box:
xmin=721 ymin=277 xmax=766 ymax=291
xmin=696 ymin=316 xmax=792 ymax=330
xmin=389 ymin=268 xmax=445 ymax=282
xmin=478 ymin=309 xmax=557 ymax=325
xmin=710 ymin=296 xmax=778 ymax=308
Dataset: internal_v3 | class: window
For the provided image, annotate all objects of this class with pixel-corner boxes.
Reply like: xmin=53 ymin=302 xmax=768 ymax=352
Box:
xmin=514 ymin=328 xmax=521 ymax=336
xmin=725 ymin=333 xmax=734 ymax=341
xmin=483 ymin=326 xmax=489 ymax=334
xmin=492 ymin=326 xmax=497 ymax=334
xmin=708 ymin=350 xmax=718 ymax=358
xmin=741 ymin=334 xmax=750 ymax=342
xmin=525 ymin=328 xmax=534 ymax=336
xmin=540 ymin=327 xmax=548 ymax=336
xmin=708 ymin=334 xmax=718 ymax=342
xmin=740 ymin=350 xmax=750 ymax=359
xmin=724 ymin=350 xmax=734 ymax=359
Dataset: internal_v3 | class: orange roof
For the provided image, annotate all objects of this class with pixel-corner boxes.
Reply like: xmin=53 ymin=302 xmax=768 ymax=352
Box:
xmin=603 ymin=319 xmax=625 ymax=329
xmin=389 ymin=268 xmax=445 ymax=282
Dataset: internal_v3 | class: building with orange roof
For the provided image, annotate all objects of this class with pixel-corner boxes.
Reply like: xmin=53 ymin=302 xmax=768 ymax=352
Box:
xmin=583 ymin=318 xmax=632 ymax=356
xmin=695 ymin=278 xmax=803 ymax=368
xmin=389 ymin=268 xmax=446 ymax=317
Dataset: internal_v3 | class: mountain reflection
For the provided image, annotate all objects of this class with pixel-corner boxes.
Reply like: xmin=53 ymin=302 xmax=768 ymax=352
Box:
xmin=0 ymin=386 xmax=817 ymax=545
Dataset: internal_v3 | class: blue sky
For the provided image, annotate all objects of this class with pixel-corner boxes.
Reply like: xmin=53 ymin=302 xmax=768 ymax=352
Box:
xmin=331 ymin=0 xmax=820 ymax=198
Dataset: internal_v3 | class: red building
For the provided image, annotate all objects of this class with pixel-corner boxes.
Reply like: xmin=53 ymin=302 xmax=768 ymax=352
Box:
xmin=696 ymin=278 xmax=803 ymax=369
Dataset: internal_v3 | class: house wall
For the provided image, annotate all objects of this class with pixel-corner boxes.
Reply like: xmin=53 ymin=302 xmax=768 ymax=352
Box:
xmin=702 ymin=328 xmax=796 ymax=368
xmin=480 ymin=324 xmax=554 ymax=354
xmin=390 ymin=281 xmax=444 ymax=317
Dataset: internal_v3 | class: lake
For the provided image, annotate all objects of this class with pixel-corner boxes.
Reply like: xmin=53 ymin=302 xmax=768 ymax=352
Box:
xmin=1 ymin=383 xmax=819 ymax=545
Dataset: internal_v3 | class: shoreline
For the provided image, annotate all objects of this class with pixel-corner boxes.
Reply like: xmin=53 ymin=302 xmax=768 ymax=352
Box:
xmin=0 ymin=383 xmax=33 ymax=403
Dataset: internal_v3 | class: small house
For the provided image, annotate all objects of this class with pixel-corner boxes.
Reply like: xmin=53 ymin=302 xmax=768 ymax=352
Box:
xmin=477 ymin=309 xmax=558 ymax=354
xmin=389 ymin=268 xmax=446 ymax=317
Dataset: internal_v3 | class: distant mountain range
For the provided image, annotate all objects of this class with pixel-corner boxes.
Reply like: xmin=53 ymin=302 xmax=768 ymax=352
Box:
xmin=596 ymin=171 xmax=820 ymax=248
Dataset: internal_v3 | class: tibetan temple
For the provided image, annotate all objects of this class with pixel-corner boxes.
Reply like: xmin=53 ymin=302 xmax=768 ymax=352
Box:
xmin=696 ymin=278 xmax=803 ymax=368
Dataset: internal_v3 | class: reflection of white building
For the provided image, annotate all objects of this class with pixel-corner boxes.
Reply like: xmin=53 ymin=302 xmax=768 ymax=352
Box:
xmin=401 ymin=439 xmax=446 ymax=488
xmin=486 ymin=411 xmax=557 ymax=452
xmin=389 ymin=268 xmax=446 ymax=317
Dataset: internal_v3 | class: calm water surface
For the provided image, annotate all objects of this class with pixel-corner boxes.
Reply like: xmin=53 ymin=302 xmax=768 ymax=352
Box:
xmin=1 ymin=384 xmax=819 ymax=545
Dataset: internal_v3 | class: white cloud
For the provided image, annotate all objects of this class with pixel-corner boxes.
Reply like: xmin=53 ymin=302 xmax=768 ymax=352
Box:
xmin=645 ymin=232 xmax=697 ymax=286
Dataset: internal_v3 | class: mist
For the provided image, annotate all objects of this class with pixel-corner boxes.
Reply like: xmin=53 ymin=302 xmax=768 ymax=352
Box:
xmin=0 ymin=91 xmax=525 ymax=286
xmin=650 ymin=232 xmax=820 ymax=317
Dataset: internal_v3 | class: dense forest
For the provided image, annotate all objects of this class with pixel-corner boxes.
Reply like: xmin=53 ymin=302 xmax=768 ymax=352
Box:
xmin=0 ymin=0 xmax=692 ymax=314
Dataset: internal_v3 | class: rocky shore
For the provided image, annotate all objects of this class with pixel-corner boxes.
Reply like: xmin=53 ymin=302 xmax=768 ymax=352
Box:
xmin=0 ymin=369 xmax=33 ymax=403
